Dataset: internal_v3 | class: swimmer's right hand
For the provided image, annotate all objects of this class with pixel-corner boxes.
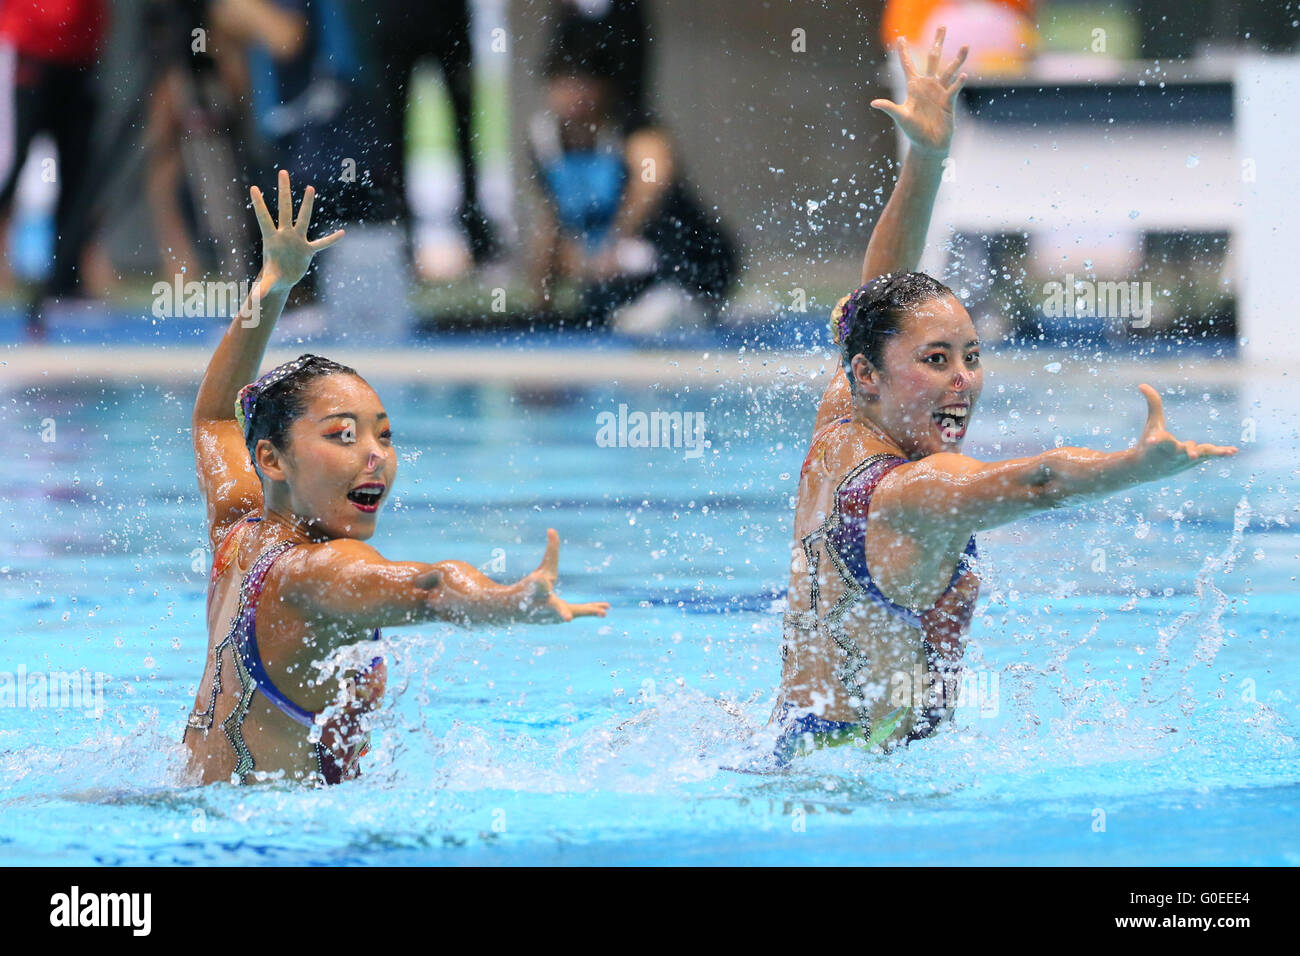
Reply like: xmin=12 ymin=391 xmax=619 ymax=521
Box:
xmin=1129 ymin=384 xmax=1239 ymax=481
xmin=514 ymin=529 xmax=611 ymax=623
xmin=251 ymin=168 xmax=345 ymax=291
xmin=870 ymin=27 xmax=968 ymax=157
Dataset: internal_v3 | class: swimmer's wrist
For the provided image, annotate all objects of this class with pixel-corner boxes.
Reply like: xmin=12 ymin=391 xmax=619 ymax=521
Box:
xmin=906 ymin=141 xmax=950 ymax=162
xmin=1107 ymin=444 xmax=1147 ymax=488
xmin=259 ymin=264 xmax=294 ymax=295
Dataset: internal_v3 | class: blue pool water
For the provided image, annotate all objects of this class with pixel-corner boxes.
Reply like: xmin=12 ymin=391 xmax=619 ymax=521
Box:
xmin=1 ymin=353 xmax=1297 ymax=865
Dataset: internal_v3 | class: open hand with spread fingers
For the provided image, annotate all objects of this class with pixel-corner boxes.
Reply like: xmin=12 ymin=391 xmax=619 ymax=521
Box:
xmin=1130 ymin=384 xmax=1239 ymax=482
xmin=871 ymin=26 xmax=969 ymax=156
xmin=515 ymin=529 xmax=611 ymax=623
xmin=250 ymin=168 xmax=345 ymax=292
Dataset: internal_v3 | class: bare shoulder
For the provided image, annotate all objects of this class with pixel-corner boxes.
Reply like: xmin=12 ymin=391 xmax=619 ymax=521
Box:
xmin=886 ymin=452 xmax=984 ymax=485
xmin=288 ymin=537 xmax=385 ymax=576
xmin=871 ymin=452 xmax=986 ymax=534
xmin=269 ymin=537 xmax=384 ymax=603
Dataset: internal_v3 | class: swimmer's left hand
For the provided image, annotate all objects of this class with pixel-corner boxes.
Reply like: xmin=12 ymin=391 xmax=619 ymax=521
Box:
xmin=871 ymin=27 xmax=968 ymax=157
xmin=515 ymin=528 xmax=611 ymax=623
xmin=1131 ymin=384 xmax=1240 ymax=480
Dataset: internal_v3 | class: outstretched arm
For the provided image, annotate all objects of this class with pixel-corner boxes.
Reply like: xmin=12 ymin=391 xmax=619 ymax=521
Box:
xmin=876 ymin=385 xmax=1239 ymax=541
xmin=814 ymin=28 xmax=968 ymax=431
xmin=280 ymin=529 xmax=610 ymax=631
xmin=192 ymin=170 xmax=343 ymax=546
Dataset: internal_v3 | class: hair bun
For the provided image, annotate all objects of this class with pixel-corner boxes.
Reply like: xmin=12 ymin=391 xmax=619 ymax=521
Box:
xmin=830 ymin=293 xmax=853 ymax=346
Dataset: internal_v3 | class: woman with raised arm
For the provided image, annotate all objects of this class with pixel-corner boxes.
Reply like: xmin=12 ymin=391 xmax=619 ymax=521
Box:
xmin=771 ymin=30 xmax=1237 ymax=763
xmin=185 ymin=169 xmax=608 ymax=786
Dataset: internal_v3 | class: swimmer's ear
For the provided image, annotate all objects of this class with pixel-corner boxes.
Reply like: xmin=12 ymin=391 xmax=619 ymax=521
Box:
xmin=254 ymin=438 xmax=290 ymax=483
xmin=849 ymin=353 xmax=882 ymax=399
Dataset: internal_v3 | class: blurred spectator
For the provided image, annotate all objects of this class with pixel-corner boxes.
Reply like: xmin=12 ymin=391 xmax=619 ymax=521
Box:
xmin=363 ymin=0 xmax=501 ymax=266
xmin=526 ymin=45 xmax=735 ymax=335
xmin=549 ymin=0 xmax=653 ymax=133
xmin=211 ymin=0 xmax=394 ymax=227
xmin=143 ymin=0 xmax=255 ymax=281
xmin=0 ymin=0 xmax=108 ymax=337
xmin=213 ymin=0 xmax=412 ymax=340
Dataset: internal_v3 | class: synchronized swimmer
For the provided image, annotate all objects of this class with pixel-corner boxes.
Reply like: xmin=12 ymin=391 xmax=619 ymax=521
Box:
xmin=184 ymin=28 xmax=1236 ymax=786
xmin=183 ymin=171 xmax=608 ymax=786
xmin=771 ymin=30 xmax=1237 ymax=761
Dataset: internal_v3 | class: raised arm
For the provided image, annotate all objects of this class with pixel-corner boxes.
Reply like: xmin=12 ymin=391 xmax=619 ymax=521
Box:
xmin=814 ymin=29 xmax=968 ymax=431
xmin=280 ymin=529 xmax=610 ymax=631
xmin=876 ymin=385 xmax=1239 ymax=541
xmin=192 ymin=169 xmax=343 ymax=547
xmin=860 ymin=31 xmax=966 ymax=283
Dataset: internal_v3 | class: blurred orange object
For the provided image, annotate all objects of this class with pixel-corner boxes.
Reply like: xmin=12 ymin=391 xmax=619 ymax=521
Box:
xmin=883 ymin=0 xmax=1037 ymax=76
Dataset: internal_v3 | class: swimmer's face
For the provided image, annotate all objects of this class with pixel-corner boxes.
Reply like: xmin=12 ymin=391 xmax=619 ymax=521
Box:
xmin=547 ymin=74 xmax=609 ymax=126
xmin=257 ymin=374 xmax=396 ymax=540
xmin=851 ymin=294 xmax=982 ymax=458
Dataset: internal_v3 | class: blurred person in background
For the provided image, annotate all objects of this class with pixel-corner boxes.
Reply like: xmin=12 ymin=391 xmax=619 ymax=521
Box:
xmin=363 ymin=0 xmax=501 ymax=267
xmin=0 ymin=0 xmax=108 ymax=339
xmin=212 ymin=0 xmax=411 ymax=340
xmin=143 ymin=0 xmax=256 ymax=282
xmin=549 ymin=0 xmax=653 ymax=133
xmin=526 ymin=40 xmax=735 ymax=335
xmin=211 ymin=0 xmax=393 ymax=229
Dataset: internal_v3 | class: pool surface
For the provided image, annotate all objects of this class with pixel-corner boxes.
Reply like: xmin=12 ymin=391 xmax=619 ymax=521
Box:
xmin=1 ymin=350 xmax=1296 ymax=865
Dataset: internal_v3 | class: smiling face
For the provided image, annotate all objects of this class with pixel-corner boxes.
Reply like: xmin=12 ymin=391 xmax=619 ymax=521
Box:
xmin=850 ymin=293 xmax=983 ymax=459
xmin=255 ymin=374 xmax=396 ymax=540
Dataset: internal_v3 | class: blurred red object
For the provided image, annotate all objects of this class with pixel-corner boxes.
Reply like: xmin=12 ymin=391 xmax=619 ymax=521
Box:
xmin=0 ymin=0 xmax=107 ymax=66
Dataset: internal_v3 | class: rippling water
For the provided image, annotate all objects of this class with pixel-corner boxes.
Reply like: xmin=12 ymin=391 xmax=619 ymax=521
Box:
xmin=1 ymin=355 xmax=1296 ymax=864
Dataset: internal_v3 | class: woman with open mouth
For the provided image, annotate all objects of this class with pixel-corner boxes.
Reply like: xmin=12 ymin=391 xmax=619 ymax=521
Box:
xmin=183 ymin=169 xmax=609 ymax=786
xmin=771 ymin=29 xmax=1238 ymax=762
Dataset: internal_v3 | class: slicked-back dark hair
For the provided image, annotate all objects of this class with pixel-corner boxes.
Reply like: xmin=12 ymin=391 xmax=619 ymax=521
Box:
xmin=831 ymin=272 xmax=956 ymax=388
xmin=240 ymin=354 xmax=361 ymax=479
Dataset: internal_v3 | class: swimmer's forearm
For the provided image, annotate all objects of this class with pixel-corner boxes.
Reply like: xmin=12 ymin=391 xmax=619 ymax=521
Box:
xmin=1026 ymin=446 xmax=1148 ymax=506
xmin=285 ymin=554 xmax=527 ymax=630
xmin=421 ymin=560 xmax=534 ymax=626
xmin=192 ymin=267 xmax=291 ymax=423
xmin=906 ymin=445 xmax=1146 ymax=532
xmin=966 ymin=446 xmax=1146 ymax=525
xmin=860 ymin=147 xmax=947 ymax=284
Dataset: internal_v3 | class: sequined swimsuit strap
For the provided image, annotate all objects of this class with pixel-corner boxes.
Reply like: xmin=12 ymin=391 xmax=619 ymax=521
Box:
xmin=221 ymin=539 xmax=299 ymax=777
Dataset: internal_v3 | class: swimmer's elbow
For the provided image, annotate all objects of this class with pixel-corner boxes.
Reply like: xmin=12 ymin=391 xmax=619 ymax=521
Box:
xmin=956 ymin=458 xmax=1069 ymax=526
xmin=1020 ymin=462 xmax=1073 ymax=509
xmin=413 ymin=566 xmax=442 ymax=592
